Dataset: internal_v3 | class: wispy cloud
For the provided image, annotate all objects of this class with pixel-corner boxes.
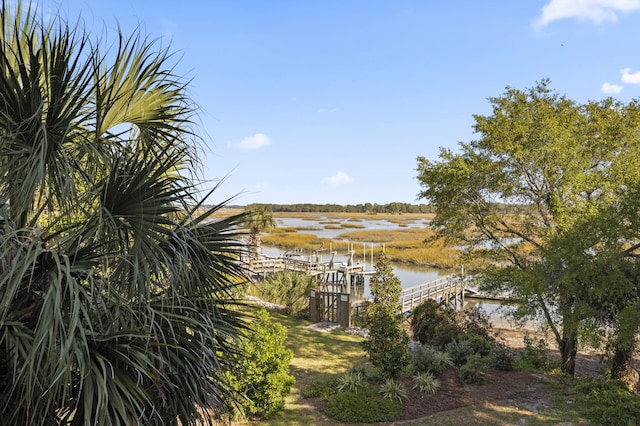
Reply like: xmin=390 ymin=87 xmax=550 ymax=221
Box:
xmin=534 ymin=0 xmax=640 ymax=28
xmin=601 ymin=82 xmax=623 ymax=94
xmin=317 ymin=107 xmax=340 ymax=113
xmin=232 ymin=133 xmax=272 ymax=151
xmin=323 ymin=171 xmax=353 ymax=185
xmin=621 ymin=67 xmax=640 ymax=84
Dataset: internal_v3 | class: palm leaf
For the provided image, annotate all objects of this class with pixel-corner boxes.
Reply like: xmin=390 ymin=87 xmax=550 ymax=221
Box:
xmin=0 ymin=3 xmax=250 ymax=424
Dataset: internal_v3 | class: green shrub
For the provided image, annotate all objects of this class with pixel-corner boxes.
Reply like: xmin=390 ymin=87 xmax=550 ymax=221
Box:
xmin=463 ymin=333 xmax=493 ymax=357
xmin=226 ymin=309 xmax=295 ymax=419
xmin=489 ymin=344 xmax=515 ymax=371
xmin=326 ymin=386 xmax=403 ymax=423
xmin=461 ymin=306 xmax=493 ymax=340
xmin=459 ymin=354 xmax=488 ymax=384
xmin=573 ymin=378 xmax=640 ymax=425
xmin=520 ymin=333 xmax=551 ymax=370
xmin=302 ymin=375 xmax=338 ymax=399
xmin=258 ymin=270 xmax=316 ymax=316
xmin=378 ymin=378 xmax=408 ymax=402
xmin=413 ymin=372 xmax=440 ymax=394
xmin=446 ymin=339 xmax=476 ymax=366
xmin=410 ymin=300 xmax=462 ymax=349
xmin=408 ymin=345 xmax=454 ymax=374
xmin=337 ymin=369 xmax=365 ymax=393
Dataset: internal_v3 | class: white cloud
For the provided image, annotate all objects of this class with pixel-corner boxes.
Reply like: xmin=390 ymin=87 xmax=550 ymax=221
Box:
xmin=317 ymin=107 xmax=340 ymax=113
xmin=234 ymin=133 xmax=271 ymax=151
xmin=323 ymin=171 xmax=353 ymax=185
xmin=534 ymin=0 xmax=640 ymax=28
xmin=601 ymin=82 xmax=623 ymax=94
xmin=621 ymin=67 xmax=640 ymax=84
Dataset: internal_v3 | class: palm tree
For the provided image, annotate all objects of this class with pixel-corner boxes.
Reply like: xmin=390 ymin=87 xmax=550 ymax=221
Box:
xmin=0 ymin=3 xmax=248 ymax=424
xmin=244 ymin=206 xmax=276 ymax=259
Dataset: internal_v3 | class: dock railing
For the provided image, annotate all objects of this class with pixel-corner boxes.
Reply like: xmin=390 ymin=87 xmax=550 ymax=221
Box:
xmin=398 ymin=275 xmax=466 ymax=313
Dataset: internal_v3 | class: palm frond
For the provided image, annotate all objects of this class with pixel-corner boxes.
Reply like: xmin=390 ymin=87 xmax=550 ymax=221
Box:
xmin=0 ymin=3 xmax=250 ymax=424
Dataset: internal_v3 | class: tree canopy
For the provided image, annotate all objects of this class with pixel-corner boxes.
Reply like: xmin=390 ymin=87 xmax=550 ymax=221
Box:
xmin=416 ymin=79 xmax=640 ymax=377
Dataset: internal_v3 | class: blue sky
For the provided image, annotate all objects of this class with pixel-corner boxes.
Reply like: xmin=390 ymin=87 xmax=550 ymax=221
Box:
xmin=36 ymin=0 xmax=640 ymax=205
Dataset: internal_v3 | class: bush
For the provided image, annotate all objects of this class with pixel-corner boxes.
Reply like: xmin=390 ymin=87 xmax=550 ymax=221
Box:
xmin=573 ymin=378 xmax=640 ymax=426
xmin=337 ymin=369 xmax=365 ymax=393
xmin=489 ymin=344 xmax=515 ymax=371
xmin=326 ymin=386 xmax=403 ymax=423
xmin=362 ymin=251 xmax=409 ymax=378
xmin=302 ymin=376 xmax=338 ymax=400
xmin=410 ymin=300 xmax=462 ymax=348
xmin=446 ymin=339 xmax=476 ymax=367
xmin=258 ymin=270 xmax=316 ymax=316
xmin=463 ymin=333 xmax=493 ymax=357
xmin=520 ymin=333 xmax=551 ymax=370
xmin=379 ymin=378 xmax=408 ymax=402
xmin=413 ymin=372 xmax=441 ymax=394
xmin=459 ymin=354 xmax=488 ymax=384
xmin=461 ymin=306 xmax=493 ymax=340
xmin=408 ymin=345 xmax=454 ymax=374
xmin=226 ymin=309 xmax=295 ymax=419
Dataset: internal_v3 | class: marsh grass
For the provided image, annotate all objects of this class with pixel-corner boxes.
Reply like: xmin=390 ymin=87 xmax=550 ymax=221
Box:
xmin=262 ymin=224 xmax=462 ymax=269
xmin=336 ymin=227 xmax=436 ymax=242
xmin=271 ymin=226 xmax=298 ymax=233
xmin=262 ymin=233 xmax=330 ymax=251
xmin=336 ymin=228 xmax=461 ymax=268
xmin=339 ymin=223 xmax=366 ymax=229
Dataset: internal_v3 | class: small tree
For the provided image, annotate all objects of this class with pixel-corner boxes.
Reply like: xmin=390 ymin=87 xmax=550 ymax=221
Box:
xmin=226 ymin=309 xmax=295 ymax=420
xmin=244 ymin=207 xmax=276 ymax=259
xmin=362 ymin=251 xmax=409 ymax=378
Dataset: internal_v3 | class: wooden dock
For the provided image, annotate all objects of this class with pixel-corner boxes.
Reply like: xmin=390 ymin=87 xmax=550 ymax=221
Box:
xmin=398 ymin=275 xmax=468 ymax=313
xmin=247 ymin=254 xmax=485 ymax=311
xmin=247 ymin=253 xmax=375 ymax=288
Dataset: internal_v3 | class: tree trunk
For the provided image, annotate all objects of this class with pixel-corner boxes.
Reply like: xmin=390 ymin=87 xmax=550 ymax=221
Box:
xmin=559 ymin=331 xmax=577 ymax=376
xmin=611 ymin=347 xmax=633 ymax=380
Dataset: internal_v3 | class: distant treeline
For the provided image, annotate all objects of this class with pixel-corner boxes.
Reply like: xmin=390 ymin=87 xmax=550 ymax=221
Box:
xmin=237 ymin=202 xmax=435 ymax=214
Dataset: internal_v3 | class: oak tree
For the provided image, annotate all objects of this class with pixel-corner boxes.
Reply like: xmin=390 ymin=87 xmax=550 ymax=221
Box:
xmin=416 ymin=80 xmax=640 ymax=375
